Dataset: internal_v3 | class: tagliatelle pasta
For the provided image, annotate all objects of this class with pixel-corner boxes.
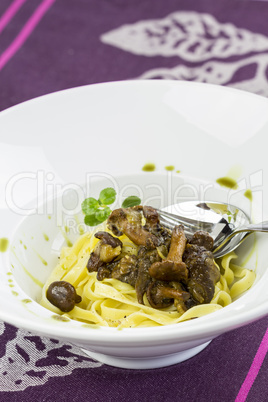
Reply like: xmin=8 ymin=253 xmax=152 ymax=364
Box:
xmin=40 ymin=230 xmax=256 ymax=329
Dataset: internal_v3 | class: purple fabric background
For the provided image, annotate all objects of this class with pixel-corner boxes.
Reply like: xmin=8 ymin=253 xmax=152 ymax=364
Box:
xmin=0 ymin=0 xmax=268 ymax=401
xmin=1 ymin=0 xmax=268 ymax=111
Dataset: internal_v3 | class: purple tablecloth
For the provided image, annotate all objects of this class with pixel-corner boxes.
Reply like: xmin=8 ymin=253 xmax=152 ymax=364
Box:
xmin=0 ymin=1 xmax=268 ymax=400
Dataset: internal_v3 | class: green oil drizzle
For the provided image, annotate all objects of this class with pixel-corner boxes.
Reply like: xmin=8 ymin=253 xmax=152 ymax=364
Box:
xmin=11 ymin=248 xmax=44 ymax=288
xmin=60 ymin=228 xmax=73 ymax=247
xmin=176 ymin=170 xmax=181 ymax=174
xmin=34 ymin=250 xmax=48 ymax=266
xmin=64 ymin=225 xmax=70 ymax=233
xmin=43 ymin=233 xmax=49 ymax=241
xmin=216 ymin=177 xmax=238 ymax=189
xmin=216 ymin=165 xmax=242 ymax=190
xmin=0 ymin=238 xmax=9 ymax=253
xmin=8 ymin=284 xmax=14 ymax=288
xmin=74 ymin=215 xmax=85 ymax=235
xmin=51 ymin=314 xmax=70 ymax=322
xmin=7 ymin=272 xmax=12 ymax=276
xmin=244 ymin=189 xmax=253 ymax=202
xmin=81 ymin=323 xmax=99 ymax=329
xmin=21 ymin=299 xmax=32 ymax=304
xmin=12 ymin=291 xmax=18 ymax=296
xmin=78 ymin=225 xmax=85 ymax=235
xmin=165 ymin=165 xmax=175 ymax=171
xmin=142 ymin=163 xmax=155 ymax=172
xmin=48 ymin=215 xmax=51 ymax=220
xmin=19 ymin=240 xmax=27 ymax=250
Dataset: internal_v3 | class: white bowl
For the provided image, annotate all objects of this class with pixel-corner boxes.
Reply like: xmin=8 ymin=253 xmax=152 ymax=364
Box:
xmin=0 ymin=80 xmax=268 ymax=369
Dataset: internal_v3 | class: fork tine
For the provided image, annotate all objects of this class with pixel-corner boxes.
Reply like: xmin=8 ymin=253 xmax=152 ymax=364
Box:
xmin=157 ymin=209 xmax=199 ymax=228
xmin=159 ymin=217 xmax=194 ymax=236
xmin=156 ymin=208 xmax=214 ymax=234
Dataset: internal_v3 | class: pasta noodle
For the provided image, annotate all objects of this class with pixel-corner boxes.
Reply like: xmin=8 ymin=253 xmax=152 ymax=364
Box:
xmin=40 ymin=230 xmax=256 ymax=329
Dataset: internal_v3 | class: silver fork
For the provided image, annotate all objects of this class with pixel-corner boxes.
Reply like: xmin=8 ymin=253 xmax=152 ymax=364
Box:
xmin=155 ymin=201 xmax=253 ymax=258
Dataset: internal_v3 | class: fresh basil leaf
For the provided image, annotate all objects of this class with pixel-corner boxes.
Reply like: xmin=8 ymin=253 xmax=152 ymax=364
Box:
xmin=122 ymin=196 xmax=141 ymax=208
xmin=98 ymin=187 xmax=116 ymax=205
xmin=81 ymin=197 xmax=99 ymax=215
xmin=84 ymin=214 xmax=101 ymax=227
xmin=95 ymin=207 xmax=111 ymax=222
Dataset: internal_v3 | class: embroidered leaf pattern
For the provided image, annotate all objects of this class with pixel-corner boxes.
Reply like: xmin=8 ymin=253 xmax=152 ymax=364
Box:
xmin=101 ymin=11 xmax=268 ymax=62
xmin=137 ymin=54 xmax=268 ymax=97
xmin=0 ymin=322 xmax=102 ymax=391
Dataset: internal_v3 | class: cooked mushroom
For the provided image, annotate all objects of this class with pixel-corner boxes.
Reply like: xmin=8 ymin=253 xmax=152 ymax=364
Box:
xmin=146 ymin=281 xmax=190 ymax=309
xmin=142 ymin=206 xmax=160 ymax=229
xmin=110 ymin=254 xmax=138 ymax=287
xmin=87 ymin=231 xmax=122 ymax=273
xmin=107 ymin=207 xmax=160 ymax=248
xmin=183 ymin=244 xmax=220 ymax=304
xmin=94 ymin=231 xmax=122 ymax=262
xmin=135 ymin=247 xmax=161 ymax=304
xmin=149 ymin=225 xmax=188 ymax=282
xmin=189 ymin=230 xmax=214 ymax=251
xmin=96 ymin=265 xmax=113 ymax=281
xmin=46 ymin=281 xmax=82 ymax=312
xmin=145 ymin=220 xmax=172 ymax=249
xmin=95 ymin=231 xmax=122 ymax=248
xmin=87 ymin=251 xmax=103 ymax=272
xmin=86 ymin=207 xmax=221 ymax=312
xmin=172 ymin=281 xmax=190 ymax=314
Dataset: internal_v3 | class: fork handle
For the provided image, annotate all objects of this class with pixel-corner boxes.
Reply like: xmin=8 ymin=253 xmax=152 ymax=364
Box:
xmin=234 ymin=221 xmax=268 ymax=234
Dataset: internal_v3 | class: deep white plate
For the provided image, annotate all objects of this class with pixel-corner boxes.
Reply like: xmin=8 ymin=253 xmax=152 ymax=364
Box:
xmin=0 ymin=80 xmax=268 ymax=369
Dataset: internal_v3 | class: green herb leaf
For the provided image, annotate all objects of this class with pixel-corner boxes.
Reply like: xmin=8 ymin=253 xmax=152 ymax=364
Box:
xmin=122 ymin=196 xmax=141 ymax=208
xmin=84 ymin=214 xmax=102 ymax=227
xmin=95 ymin=207 xmax=111 ymax=222
xmin=81 ymin=197 xmax=99 ymax=215
xmin=98 ymin=187 xmax=116 ymax=205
